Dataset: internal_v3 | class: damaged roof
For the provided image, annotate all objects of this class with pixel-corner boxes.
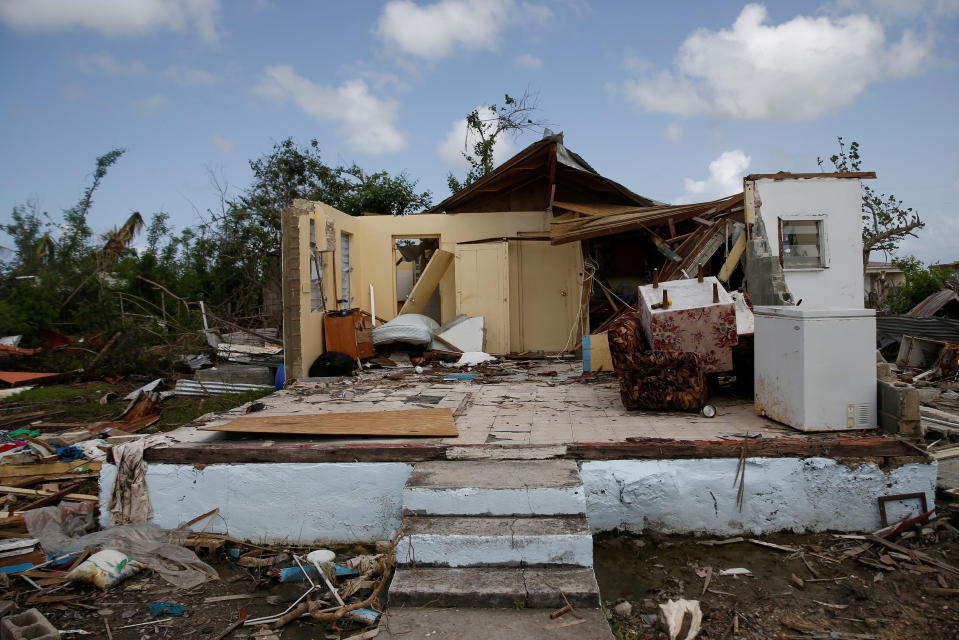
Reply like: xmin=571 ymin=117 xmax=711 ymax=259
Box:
xmin=427 ymin=130 xmax=659 ymax=214
xmin=549 ymin=192 xmax=744 ymax=245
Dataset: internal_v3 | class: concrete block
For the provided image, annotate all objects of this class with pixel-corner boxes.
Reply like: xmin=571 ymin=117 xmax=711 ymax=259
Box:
xmin=196 ymin=364 xmax=273 ymax=386
xmin=877 ymin=380 xmax=920 ymax=436
xmin=1 ymin=608 xmax=57 ymax=640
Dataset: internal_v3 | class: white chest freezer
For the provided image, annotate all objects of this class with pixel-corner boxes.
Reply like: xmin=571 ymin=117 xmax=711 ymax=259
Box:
xmin=754 ymin=306 xmax=876 ymax=432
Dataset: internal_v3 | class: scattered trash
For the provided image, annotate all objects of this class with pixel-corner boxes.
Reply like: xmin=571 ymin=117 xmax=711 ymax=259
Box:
xmin=68 ymin=550 xmax=143 ymax=589
xmin=456 ymin=352 xmax=496 ymax=367
xmin=145 ymin=601 xmax=186 ymax=617
xmin=658 ymin=598 xmax=702 ymax=640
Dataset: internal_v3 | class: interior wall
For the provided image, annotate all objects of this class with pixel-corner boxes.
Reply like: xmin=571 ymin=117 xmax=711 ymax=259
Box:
xmin=287 ymin=202 xmax=584 ymax=371
xmin=754 ymin=178 xmax=865 ymax=308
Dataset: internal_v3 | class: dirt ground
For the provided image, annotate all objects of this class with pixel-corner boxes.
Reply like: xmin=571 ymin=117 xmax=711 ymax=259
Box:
xmin=594 ymin=520 xmax=959 ymax=640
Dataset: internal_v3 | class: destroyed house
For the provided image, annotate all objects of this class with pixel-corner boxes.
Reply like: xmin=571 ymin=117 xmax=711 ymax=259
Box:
xmin=281 ymin=132 xmax=780 ymax=379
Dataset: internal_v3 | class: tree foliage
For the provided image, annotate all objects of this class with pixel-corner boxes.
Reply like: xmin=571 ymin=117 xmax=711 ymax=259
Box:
xmin=818 ymin=137 xmax=924 ymax=264
xmin=0 ymin=139 xmax=434 ymax=341
xmin=447 ymin=91 xmax=545 ymax=194
xmin=887 ymin=256 xmax=956 ymax=315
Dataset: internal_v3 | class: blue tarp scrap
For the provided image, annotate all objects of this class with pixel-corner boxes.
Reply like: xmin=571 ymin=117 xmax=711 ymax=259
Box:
xmin=146 ymin=601 xmax=186 ymax=617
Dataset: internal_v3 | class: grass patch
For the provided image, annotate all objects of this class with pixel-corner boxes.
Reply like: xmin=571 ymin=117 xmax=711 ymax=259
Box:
xmin=1 ymin=382 xmax=274 ymax=432
xmin=147 ymin=387 xmax=275 ymax=432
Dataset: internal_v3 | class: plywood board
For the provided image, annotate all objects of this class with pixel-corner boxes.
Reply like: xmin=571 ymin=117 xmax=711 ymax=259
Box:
xmin=202 ymin=408 xmax=458 ymax=437
xmin=399 ymin=249 xmax=453 ymax=316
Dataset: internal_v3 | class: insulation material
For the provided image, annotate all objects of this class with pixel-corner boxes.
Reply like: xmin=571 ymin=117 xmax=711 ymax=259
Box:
xmin=372 ymin=314 xmax=439 ymax=347
xmin=637 ymin=277 xmax=738 ymax=373
xmin=435 ymin=316 xmax=485 ymax=353
xmin=607 ymin=314 xmax=709 ymax=411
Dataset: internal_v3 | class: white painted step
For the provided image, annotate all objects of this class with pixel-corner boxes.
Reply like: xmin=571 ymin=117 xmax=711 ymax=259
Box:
xmin=396 ymin=515 xmax=593 ymax=567
xmin=403 ymin=460 xmax=585 ymax=516
xmin=388 ymin=566 xmax=601 ymax=608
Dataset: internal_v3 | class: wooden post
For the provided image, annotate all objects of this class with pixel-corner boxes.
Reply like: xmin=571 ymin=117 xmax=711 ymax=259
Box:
xmin=662 ymin=289 xmax=669 ymax=309
xmin=712 ymin=282 xmax=719 ymax=304
xmin=697 ymin=263 xmax=704 ymax=283
xmin=652 ymin=268 xmax=659 ymax=289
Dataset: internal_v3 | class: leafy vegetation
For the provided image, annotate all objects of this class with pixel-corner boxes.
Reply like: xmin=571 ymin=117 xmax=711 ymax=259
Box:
xmin=446 ymin=91 xmax=545 ymax=193
xmin=887 ymin=256 xmax=956 ymax=315
xmin=819 ymin=137 xmax=924 ymax=264
xmin=0 ymin=139 xmax=432 ymax=346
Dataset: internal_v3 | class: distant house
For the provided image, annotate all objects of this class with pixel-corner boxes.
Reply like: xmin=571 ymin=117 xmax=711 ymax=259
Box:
xmin=864 ymin=261 xmax=905 ymax=307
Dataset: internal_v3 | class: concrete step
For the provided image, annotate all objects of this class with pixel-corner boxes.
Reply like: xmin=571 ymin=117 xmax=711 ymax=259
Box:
xmin=396 ymin=515 xmax=593 ymax=567
xmin=387 ymin=566 xmax=600 ymax=609
xmin=379 ymin=607 xmax=614 ymax=639
xmin=403 ymin=460 xmax=585 ymax=516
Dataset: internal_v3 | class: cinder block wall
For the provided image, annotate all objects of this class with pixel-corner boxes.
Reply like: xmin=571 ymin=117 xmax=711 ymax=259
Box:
xmin=877 ymin=378 xmax=920 ymax=436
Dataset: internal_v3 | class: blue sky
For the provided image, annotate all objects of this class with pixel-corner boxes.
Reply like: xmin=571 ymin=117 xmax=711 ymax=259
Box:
xmin=1 ymin=0 xmax=957 ymax=263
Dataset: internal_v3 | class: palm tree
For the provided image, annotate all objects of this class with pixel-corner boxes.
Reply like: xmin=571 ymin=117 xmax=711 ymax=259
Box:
xmin=98 ymin=211 xmax=144 ymax=268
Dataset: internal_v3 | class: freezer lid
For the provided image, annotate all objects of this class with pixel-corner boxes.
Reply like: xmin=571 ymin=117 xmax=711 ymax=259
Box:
xmin=753 ymin=305 xmax=876 ymax=319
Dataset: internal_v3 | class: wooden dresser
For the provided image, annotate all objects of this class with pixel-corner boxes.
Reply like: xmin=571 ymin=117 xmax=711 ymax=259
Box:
xmin=323 ymin=310 xmax=375 ymax=360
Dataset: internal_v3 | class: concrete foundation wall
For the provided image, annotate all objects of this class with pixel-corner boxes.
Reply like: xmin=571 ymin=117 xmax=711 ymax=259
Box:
xmin=580 ymin=458 xmax=936 ymax=536
xmin=99 ymin=462 xmax=413 ymax=543
xmin=100 ymin=458 xmax=937 ymax=542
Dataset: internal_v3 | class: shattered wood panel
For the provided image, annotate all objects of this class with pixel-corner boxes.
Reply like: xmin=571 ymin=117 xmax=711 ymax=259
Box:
xmin=202 ymin=408 xmax=458 ymax=437
xmin=398 ymin=249 xmax=453 ymax=316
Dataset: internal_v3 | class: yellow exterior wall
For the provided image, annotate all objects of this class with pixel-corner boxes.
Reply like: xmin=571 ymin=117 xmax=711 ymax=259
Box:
xmin=288 ymin=201 xmax=583 ymax=375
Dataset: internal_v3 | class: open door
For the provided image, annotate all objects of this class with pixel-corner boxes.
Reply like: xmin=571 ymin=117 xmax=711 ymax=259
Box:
xmin=455 ymin=241 xmax=509 ymax=355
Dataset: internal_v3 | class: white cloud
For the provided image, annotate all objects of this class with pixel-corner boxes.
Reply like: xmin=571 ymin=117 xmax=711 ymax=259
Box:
xmin=376 ymin=0 xmax=515 ymax=60
xmin=75 ymin=52 xmax=146 ymax=75
xmin=517 ymin=53 xmax=543 ymax=70
xmin=436 ymin=106 xmax=516 ymax=170
xmin=0 ymin=0 xmax=221 ymax=42
xmin=676 ymin=150 xmax=751 ymax=204
xmin=211 ymin=134 xmax=234 ymax=153
xmin=136 ymin=94 xmax=168 ymax=113
xmin=618 ymin=4 xmax=931 ymax=122
xmin=255 ymin=65 xmax=407 ymax=155
xmin=662 ymin=121 xmax=685 ymax=144
xmin=166 ymin=66 xmax=218 ymax=86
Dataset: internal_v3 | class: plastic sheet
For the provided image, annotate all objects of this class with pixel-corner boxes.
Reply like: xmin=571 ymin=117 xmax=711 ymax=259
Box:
xmin=24 ymin=503 xmax=217 ymax=589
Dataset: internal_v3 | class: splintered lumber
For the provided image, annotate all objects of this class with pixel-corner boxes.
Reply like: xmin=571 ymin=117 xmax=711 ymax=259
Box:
xmin=0 ymin=485 xmax=97 ymax=502
xmin=203 ymin=408 xmax=458 ymax=437
xmin=0 ymin=462 xmax=101 ymax=478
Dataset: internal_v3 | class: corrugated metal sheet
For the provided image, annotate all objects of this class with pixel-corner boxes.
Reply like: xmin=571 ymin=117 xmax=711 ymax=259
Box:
xmin=0 ymin=371 xmax=58 ymax=387
xmin=876 ymin=316 xmax=959 ymax=343
xmin=907 ymin=289 xmax=959 ymax=317
xmin=172 ymin=379 xmax=273 ymax=397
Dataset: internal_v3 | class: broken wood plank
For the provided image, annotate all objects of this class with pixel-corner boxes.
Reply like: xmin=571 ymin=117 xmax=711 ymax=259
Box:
xmin=203 ymin=408 xmax=458 ymax=437
xmin=398 ymin=249 xmax=453 ymax=316
xmin=0 ymin=461 xmax=101 ymax=478
xmin=867 ymin=535 xmax=959 ymax=575
xmin=0 ymin=486 xmax=97 ymax=502
xmin=568 ymin=437 xmax=918 ymax=460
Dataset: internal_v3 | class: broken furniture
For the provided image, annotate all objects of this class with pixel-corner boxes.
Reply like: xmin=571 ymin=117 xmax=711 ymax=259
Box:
xmin=607 ymin=314 xmax=709 ymax=411
xmin=754 ymin=306 xmax=876 ymax=432
xmin=323 ymin=310 xmax=374 ymax=361
xmin=637 ymin=275 xmax=738 ymax=373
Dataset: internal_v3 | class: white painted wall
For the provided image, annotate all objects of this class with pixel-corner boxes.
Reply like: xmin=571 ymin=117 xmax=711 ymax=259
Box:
xmin=99 ymin=463 xmax=413 ymax=543
xmin=755 ymin=178 xmax=865 ymax=308
xmin=100 ymin=458 xmax=938 ymax=541
xmin=580 ymin=458 xmax=936 ymax=535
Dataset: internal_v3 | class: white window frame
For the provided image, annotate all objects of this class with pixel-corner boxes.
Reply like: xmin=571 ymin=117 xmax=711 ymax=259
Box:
xmin=778 ymin=215 xmax=828 ymax=271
